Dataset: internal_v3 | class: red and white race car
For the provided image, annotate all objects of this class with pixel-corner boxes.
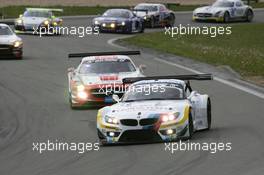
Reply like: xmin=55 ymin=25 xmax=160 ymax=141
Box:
xmin=67 ymin=51 xmax=145 ymax=109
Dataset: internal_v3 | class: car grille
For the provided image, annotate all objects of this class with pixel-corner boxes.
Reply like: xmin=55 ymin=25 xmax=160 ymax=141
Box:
xmin=0 ymin=44 xmax=11 ymax=49
xmin=197 ymin=13 xmax=212 ymax=17
xmin=91 ymin=88 xmax=124 ymax=98
xmin=119 ymin=130 xmax=161 ymax=142
xmin=0 ymin=45 xmax=13 ymax=56
xmin=120 ymin=119 xmax=138 ymax=126
xmin=139 ymin=118 xmax=159 ymax=126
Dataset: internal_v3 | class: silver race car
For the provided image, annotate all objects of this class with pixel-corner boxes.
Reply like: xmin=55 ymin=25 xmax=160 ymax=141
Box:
xmin=193 ymin=0 xmax=254 ymax=22
xmin=0 ymin=24 xmax=23 ymax=59
xmin=97 ymin=74 xmax=212 ymax=145
xmin=133 ymin=3 xmax=175 ymax=27
xmin=14 ymin=8 xmax=63 ymax=34
xmin=67 ymin=51 xmax=145 ymax=109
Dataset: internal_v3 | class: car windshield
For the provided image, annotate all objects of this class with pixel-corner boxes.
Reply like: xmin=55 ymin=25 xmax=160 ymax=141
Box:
xmin=103 ymin=9 xmax=131 ymax=18
xmin=0 ymin=26 xmax=13 ymax=35
xmin=122 ymin=84 xmax=184 ymax=102
xmin=135 ymin=5 xmax=158 ymax=12
xmin=23 ymin=11 xmax=51 ymax=18
xmin=212 ymin=1 xmax=234 ymax=7
xmin=79 ymin=60 xmax=136 ymax=74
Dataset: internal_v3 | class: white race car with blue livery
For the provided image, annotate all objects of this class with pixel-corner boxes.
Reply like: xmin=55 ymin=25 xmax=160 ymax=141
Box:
xmin=97 ymin=74 xmax=212 ymax=145
xmin=193 ymin=0 xmax=254 ymax=22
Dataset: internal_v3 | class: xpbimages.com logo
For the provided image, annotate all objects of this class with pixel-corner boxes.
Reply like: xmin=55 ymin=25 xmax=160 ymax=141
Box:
xmin=32 ymin=25 xmax=100 ymax=37
xmin=98 ymin=83 xmax=167 ymax=96
xmin=165 ymin=24 xmax=232 ymax=38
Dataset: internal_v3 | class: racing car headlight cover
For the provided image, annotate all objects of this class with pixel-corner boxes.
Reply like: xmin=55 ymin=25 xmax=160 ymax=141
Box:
xmin=13 ymin=41 xmax=22 ymax=48
xmin=52 ymin=21 xmax=58 ymax=26
xmin=161 ymin=112 xmax=180 ymax=122
xmin=77 ymin=91 xmax=88 ymax=99
xmin=43 ymin=20 xmax=50 ymax=25
xmin=214 ymin=11 xmax=222 ymax=17
xmin=94 ymin=20 xmax=99 ymax=25
xmin=121 ymin=21 xmax=126 ymax=26
xmin=110 ymin=23 xmax=116 ymax=28
xmin=105 ymin=115 xmax=118 ymax=124
xmin=76 ymin=84 xmax=85 ymax=91
xmin=16 ymin=19 xmax=23 ymax=24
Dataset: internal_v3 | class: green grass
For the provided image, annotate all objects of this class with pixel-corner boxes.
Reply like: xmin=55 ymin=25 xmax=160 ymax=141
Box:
xmin=0 ymin=5 xmax=129 ymax=18
xmin=123 ymin=23 xmax=264 ymax=78
xmin=0 ymin=2 xmax=264 ymax=18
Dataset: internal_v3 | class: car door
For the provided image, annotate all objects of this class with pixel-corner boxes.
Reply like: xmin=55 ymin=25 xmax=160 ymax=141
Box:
xmin=159 ymin=5 xmax=167 ymax=21
xmin=234 ymin=1 xmax=245 ymax=17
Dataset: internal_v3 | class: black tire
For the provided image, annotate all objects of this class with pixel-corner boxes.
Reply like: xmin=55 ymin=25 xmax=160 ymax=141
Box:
xmin=150 ymin=16 xmax=155 ymax=28
xmin=97 ymin=130 xmax=107 ymax=146
xmin=223 ymin=11 xmax=230 ymax=23
xmin=139 ymin=23 xmax=145 ymax=33
xmin=206 ymin=98 xmax=212 ymax=130
xmin=186 ymin=109 xmax=194 ymax=140
xmin=246 ymin=9 xmax=254 ymax=22
xmin=168 ymin=14 xmax=175 ymax=27
xmin=126 ymin=24 xmax=133 ymax=34
xmin=69 ymin=93 xmax=75 ymax=109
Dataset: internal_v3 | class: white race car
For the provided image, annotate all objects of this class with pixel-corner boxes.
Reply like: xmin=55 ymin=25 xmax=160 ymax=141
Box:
xmin=97 ymin=74 xmax=212 ymax=145
xmin=14 ymin=8 xmax=63 ymax=34
xmin=133 ymin=3 xmax=175 ymax=28
xmin=193 ymin=0 xmax=254 ymax=22
xmin=67 ymin=51 xmax=145 ymax=109
xmin=0 ymin=24 xmax=23 ymax=59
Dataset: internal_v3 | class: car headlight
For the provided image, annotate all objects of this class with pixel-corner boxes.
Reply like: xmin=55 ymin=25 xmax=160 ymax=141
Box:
xmin=215 ymin=11 xmax=222 ymax=17
xmin=121 ymin=21 xmax=126 ymax=26
xmin=77 ymin=84 xmax=85 ymax=91
xmin=16 ymin=19 xmax=23 ymax=24
xmin=43 ymin=20 xmax=49 ymax=25
xmin=105 ymin=115 xmax=118 ymax=124
xmin=77 ymin=91 xmax=88 ymax=99
xmin=13 ymin=41 xmax=22 ymax=48
xmin=94 ymin=20 xmax=99 ymax=25
xmin=110 ymin=23 xmax=115 ymax=28
xmin=144 ymin=16 xmax=147 ymax=20
xmin=161 ymin=112 xmax=180 ymax=122
xmin=52 ymin=21 xmax=58 ymax=26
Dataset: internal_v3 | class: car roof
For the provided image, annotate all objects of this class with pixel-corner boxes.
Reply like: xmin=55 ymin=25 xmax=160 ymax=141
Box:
xmin=81 ymin=55 xmax=132 ymax=62
xmin=216 ymin=0 xmax=241 ymax=2
xmin=0 ymin=23 xmax=9 ymax=27
xmin=137 ymin=3 xmax=162 ymax=6
xmin=106 ymin=9 xmax=131 ymax=12
xmin=133 ymin=79 xmax=186 ymax=87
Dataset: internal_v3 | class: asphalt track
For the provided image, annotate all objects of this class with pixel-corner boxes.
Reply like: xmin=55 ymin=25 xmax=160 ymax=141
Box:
xmin=0 ymin=10 xmax=264 ymax=175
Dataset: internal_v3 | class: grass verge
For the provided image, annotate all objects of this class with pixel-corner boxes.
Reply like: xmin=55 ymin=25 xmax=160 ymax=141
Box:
xmin=0 ymin=2 xmax=263 ymax=18
xmin=122 ymin=23 xmax=264 ymax=84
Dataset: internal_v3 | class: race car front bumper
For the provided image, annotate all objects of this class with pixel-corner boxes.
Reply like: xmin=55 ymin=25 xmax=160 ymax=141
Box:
xmin=0 ymin=44 xmax=23 ymax=59
xmin=97 ymin=108 xmax=190 ymax=144
xmin=15 ymin=24 xmax=61 ymax=34
xmin=192 ymin=15 xmax=224 ymax=22
xmin=70 ymin=83 xmax=125 ymax=108
xmin=94 ymin=24 xmax=131 ymax=33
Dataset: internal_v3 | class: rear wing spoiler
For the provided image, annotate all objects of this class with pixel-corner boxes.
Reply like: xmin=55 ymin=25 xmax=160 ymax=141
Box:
xmin=123 ymin=74 xmax=213 ymax=84
xmin=68 ymin=51 xmax=140 ymax=58
xmin=26 ymin=8 xmax=63 ymax=13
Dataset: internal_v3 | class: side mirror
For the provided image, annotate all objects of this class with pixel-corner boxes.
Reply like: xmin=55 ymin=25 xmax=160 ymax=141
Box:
xmin=112 ymin=94 xmax=120 ymax=103
xmin=67 ymin=67 xmax=75 ymax=72
xmin=139 ymin=64 xmax=146 ymax=73
xmin=19 ymin=14 xmax=23 ymax=18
